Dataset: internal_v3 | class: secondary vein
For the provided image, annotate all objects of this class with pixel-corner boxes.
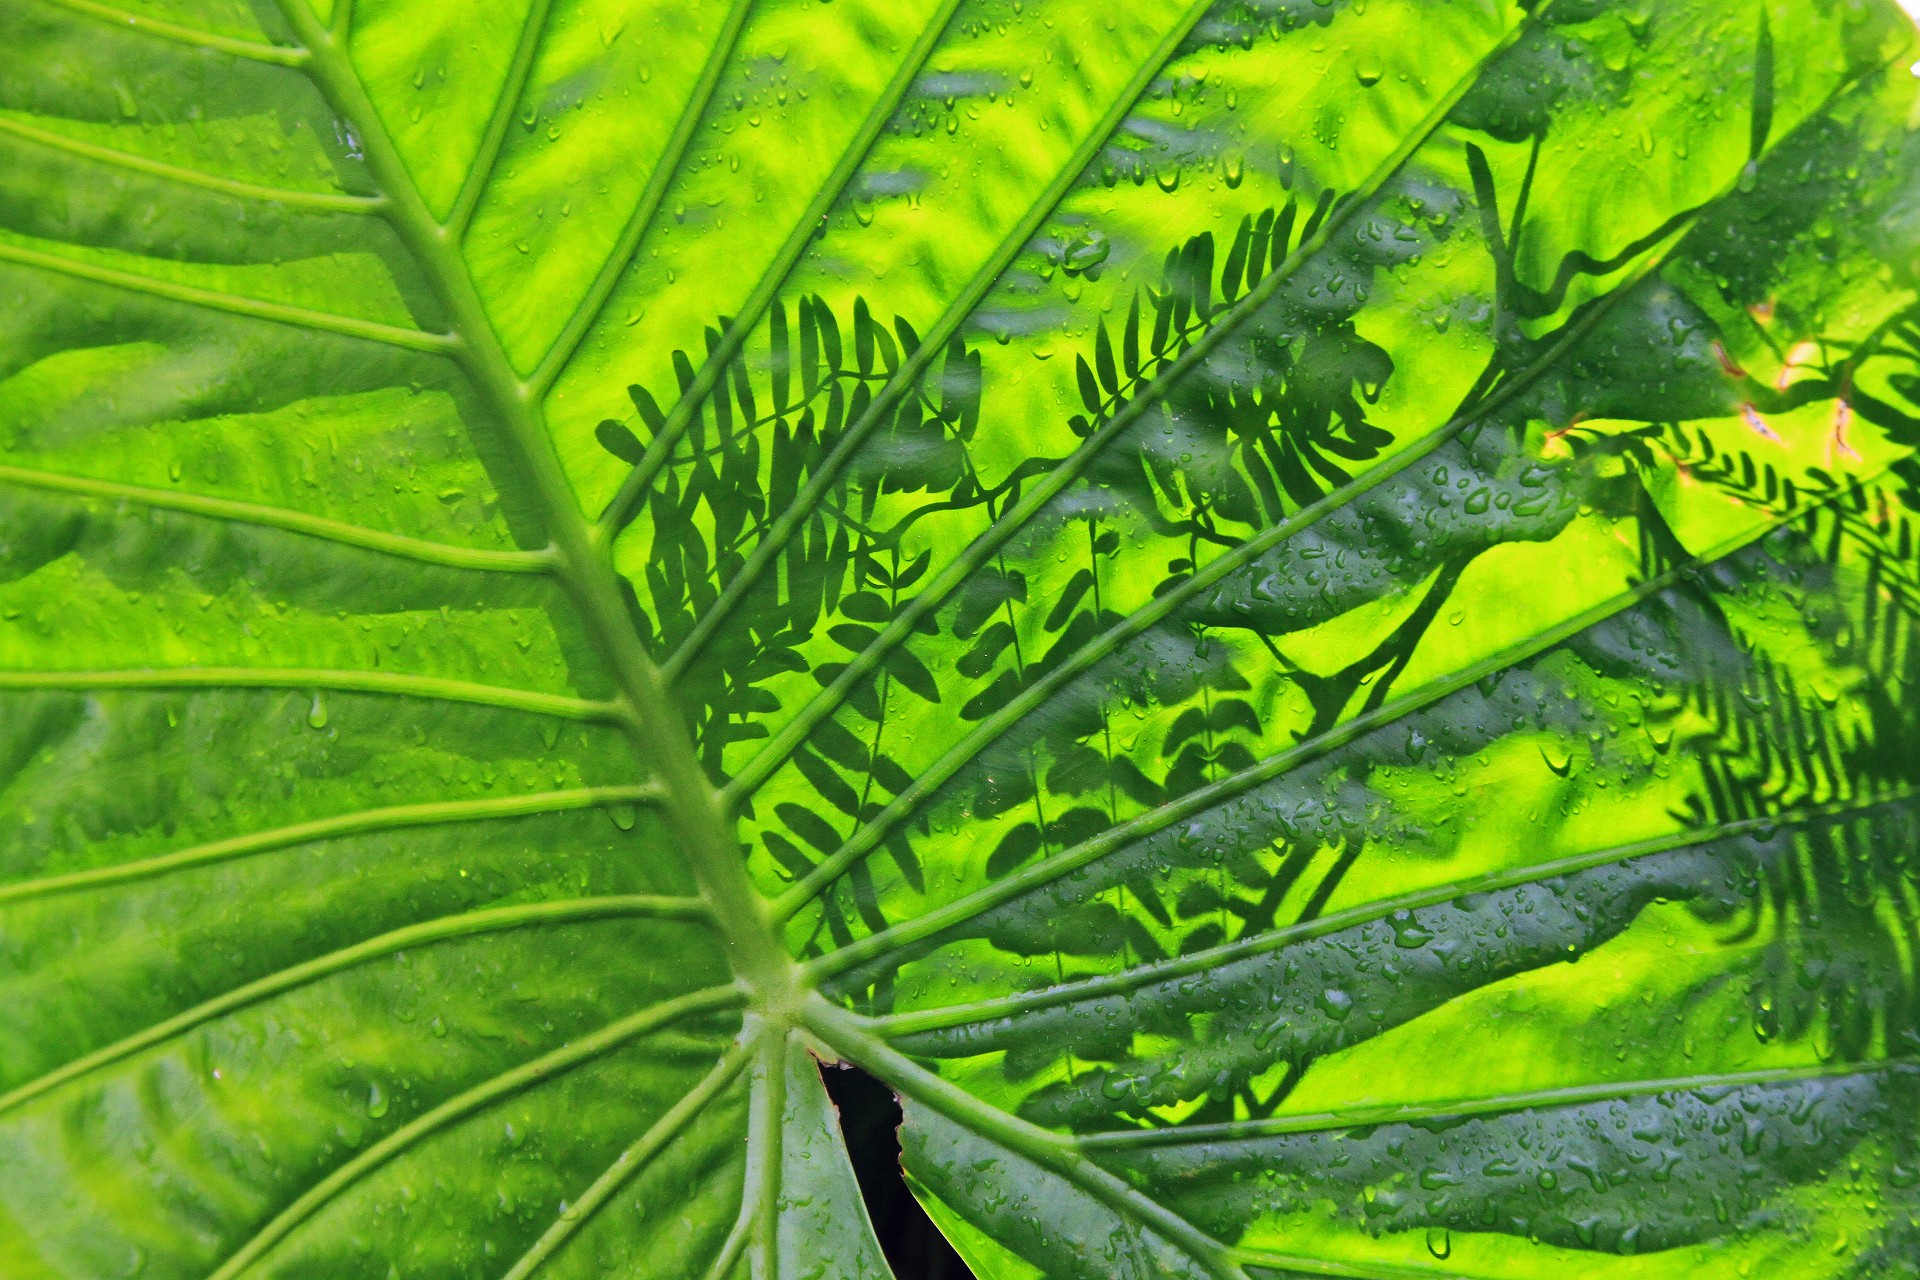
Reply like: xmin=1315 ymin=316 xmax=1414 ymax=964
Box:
xmin=0 ymin=463 xmax=555 ymax=573
xmin=525 ymin=0 xmax=758 ymax=398
xmin=0 ymin=239 xmax=457 ymax=353
xmin=35 ymin=0 xmax=309 ymax=66
xmin=804 ymin=471 xmax=1894 ymax=983
xmin=862 ymin=787 xmax=1920 ymax=1037
xmin=657 ymin=0 xmax=1226 ymax=686
xmin=0 ymin=668 xmax=624 ymax=723
xmin=444 ymin=0 xmax=555 ymax=240
xmin=496 ymin=1034 xmax=759 ymax=1280
xmin=587 ymin=0 xmax=970 ymax=542
xmin=1075 ymin=1058 xmax=1920 ymax=1149
xmin=803 ymin=996 xmax=1251 ymax=1280
xmin=0 ymin=785 xmax=667 ymax=906
xmin=203 ymin=984 xmax=745 ymax=1280
xmin=0 ymin=112 xmax=382 ymax=212
xmin=0 ymin=897 xmax=719 ymax=1118
xmin=725 ymin=12 xmax=1538 ymax=815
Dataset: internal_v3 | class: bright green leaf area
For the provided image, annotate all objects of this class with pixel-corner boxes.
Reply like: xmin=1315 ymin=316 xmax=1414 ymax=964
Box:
xmin=5 ymin=0 xmax=1920 ymax=1277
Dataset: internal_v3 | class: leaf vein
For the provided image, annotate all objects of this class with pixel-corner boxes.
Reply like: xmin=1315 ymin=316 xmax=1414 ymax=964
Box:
xmin=0 ymin=239 xmax=457 ymax=352
xmin=527 ymin=0 xmax=757 ymax=396
xmin=726 ymin=14 xmax=1538 ymax=814
xmin=0 ymin=668 xmax=625 ymax=723
xmin=204 ymin=984 xmax=744 ymax=1280
xmin=0 ymin=785 xmax=667 ymax=906
xmin=34 ymin=0 xmax=309 ymax=66
xmin=0 ymin=897 xmax=720 ymax=1118
xmin=807 ymin=472 xmax=1891 ymax=981
xmin=0 ymin=112 xmax=381 ymax=212
xmin=864 ymin=792 xmax=1920 ymax=1037
xmin=0 ymin=463 xmax=556 ymax=573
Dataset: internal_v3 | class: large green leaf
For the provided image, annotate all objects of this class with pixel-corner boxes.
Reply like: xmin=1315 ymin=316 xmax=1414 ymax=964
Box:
xmin=4 ymin=0 xmax=1920 ymax=1277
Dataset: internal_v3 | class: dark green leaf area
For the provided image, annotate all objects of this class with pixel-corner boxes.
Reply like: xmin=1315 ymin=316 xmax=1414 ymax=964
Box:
xmin=1680 ymin=97 xmax=1920 ymax=322
xmin=1451 ymin=21 xmax=1622 ymax=144
xmin=824 ymin=654 xmax=1590 ymax=1001
xmin=899 ymin=431 xmax=1590 ymax=912
xmin=1177 ymin=425 xmax=1579 ymax=634
xmin=901 ymin=848 xmax=1753 ymax=1125
xmin=902 ymin=1103 xmax=1215 ymax=1280
xmin=0 ymin=489 xmax=562 ymax=636
xmin=1111 ymin=1069 xmax=1915 ymax=1256
xmin=1497 ymin=278 xmax=1740 ymax=431
xmin=1059 ymin=192 xmax=1419 ymax=529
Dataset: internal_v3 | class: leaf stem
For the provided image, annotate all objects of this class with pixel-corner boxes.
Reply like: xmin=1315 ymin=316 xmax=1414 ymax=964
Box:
xmin=801 ymin=995 xmax=1252 ymax=1280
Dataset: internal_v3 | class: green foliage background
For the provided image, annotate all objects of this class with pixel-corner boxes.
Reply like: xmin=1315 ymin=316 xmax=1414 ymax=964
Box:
xmin=3 ymin=0 xmax=1920 ymax=1277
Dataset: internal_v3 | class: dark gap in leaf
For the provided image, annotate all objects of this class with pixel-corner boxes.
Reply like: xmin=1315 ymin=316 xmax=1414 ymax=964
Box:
xmin=820 ymin=1062 xmax=975 ymax=1280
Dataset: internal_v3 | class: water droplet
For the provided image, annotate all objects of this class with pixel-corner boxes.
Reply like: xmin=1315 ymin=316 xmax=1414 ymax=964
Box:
xmin=307 ymin=693 xmax=328 ymax=729
xmin=1316 ymin=988 xmax=1354 ymax=1019
xmin=1388 ymin=910 xmax=1433 ymax=949
xmin=608 ymin=802 xmax=638 ymax=832
xmin=1355 ymin=57 xmax=1383 ymax=88
xmin=367 ymin=1081 xmax=389 ymax=1119
xmin=1426 ymin=1228 xmax=1452 ymax=1259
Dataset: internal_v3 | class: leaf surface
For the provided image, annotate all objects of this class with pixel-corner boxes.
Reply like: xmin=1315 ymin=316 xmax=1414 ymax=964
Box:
xmin=4 ymin=1 xmax=1920 ymax=1277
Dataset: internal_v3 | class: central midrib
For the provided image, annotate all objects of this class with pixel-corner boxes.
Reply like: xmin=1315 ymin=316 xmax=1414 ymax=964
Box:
xmin=268 ymin=0 xmax=796 ymax=1000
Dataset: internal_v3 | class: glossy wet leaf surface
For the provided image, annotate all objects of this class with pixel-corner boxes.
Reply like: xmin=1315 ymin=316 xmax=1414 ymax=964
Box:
xmin=3 ymin=0 xmax=1920 ymax=1277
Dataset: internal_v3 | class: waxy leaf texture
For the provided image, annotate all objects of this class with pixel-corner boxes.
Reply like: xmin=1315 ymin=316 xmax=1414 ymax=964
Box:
xmin=3 ymin=0 xmax=1920 ymax=1277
